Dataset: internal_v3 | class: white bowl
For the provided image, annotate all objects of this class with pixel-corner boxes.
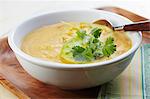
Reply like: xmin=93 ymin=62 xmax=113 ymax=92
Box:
xmin=8 ymin=9 xmax=142 ymax=89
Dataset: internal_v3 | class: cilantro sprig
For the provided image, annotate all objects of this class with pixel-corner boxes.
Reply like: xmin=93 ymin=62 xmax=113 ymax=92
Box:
xmin=71 ymin=27 xmax=116 ymax=61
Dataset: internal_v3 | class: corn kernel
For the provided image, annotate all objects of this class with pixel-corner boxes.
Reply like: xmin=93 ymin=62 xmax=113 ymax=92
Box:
xmin=67 ymin=31 xmax=73 ymax=35
xmin=80 ymin=23 xmax=86 ymax=28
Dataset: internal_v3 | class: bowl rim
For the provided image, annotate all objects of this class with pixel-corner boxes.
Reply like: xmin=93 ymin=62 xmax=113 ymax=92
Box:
xmin=8 ymin=9 xmax=142 ymax=69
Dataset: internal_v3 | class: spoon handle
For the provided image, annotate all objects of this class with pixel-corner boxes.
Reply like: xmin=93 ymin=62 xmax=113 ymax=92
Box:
xmin=114 ymin=20 xmax=150 ymax=31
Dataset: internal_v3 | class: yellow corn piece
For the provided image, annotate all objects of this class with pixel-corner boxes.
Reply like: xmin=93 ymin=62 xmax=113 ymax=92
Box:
xmin=80 ymin=23 xmax=86 ymax=28
xmin=67 ymin=31 xmax=73 ymax=35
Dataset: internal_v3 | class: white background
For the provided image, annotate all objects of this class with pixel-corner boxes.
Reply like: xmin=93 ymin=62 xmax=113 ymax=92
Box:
xmin=0 ymin=0 xmax=150 ymax=36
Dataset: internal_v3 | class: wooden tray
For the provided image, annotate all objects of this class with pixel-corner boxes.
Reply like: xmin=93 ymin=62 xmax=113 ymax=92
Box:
xmin=0 ymin=7 xmax=149 ymax=99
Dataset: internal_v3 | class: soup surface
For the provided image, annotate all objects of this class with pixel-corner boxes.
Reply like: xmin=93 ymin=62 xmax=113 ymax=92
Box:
xmin=21 ymin=22 xmax=132 ymax=64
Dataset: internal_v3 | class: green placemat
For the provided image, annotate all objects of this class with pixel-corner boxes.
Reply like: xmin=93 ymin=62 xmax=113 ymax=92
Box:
xmin=141 ymin=44 xmax=150 ymax=99
xmin=98 ymin=44 xmax=150 ymax=99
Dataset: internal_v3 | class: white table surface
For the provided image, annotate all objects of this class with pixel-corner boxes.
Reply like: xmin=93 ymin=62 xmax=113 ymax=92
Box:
xmin=0 ymin=0 xmax=150 ymax=98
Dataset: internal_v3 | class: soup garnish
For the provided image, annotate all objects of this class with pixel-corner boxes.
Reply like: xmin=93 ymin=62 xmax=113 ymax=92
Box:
xmin=60 ymin=27 xmax=116 ymax=63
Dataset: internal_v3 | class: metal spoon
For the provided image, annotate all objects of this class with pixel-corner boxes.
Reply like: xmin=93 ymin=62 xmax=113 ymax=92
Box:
xmin=93 ymin=19 xmax=150 ymax=31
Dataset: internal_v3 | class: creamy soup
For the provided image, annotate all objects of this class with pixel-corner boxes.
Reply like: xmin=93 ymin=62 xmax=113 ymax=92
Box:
xmin=21 ymin=22 xmax=132 ymax=64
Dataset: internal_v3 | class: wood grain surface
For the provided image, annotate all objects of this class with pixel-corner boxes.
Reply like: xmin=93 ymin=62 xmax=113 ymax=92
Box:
xmin=0 ymin=75 xmax=30 ymax=99
xmin=0 ymin=7 xmax=150 ymax=99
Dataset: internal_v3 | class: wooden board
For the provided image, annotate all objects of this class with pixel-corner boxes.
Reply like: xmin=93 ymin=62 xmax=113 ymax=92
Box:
xmin=0 ymin=7 xmax=149 ymax=99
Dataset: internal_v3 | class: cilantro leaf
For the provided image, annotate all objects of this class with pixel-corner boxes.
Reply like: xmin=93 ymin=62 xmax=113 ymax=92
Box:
xmin=93 ymin=38 xmax=99 ymax=43
xmin=102 ymin=37 xmax=116 ymax=57
xmin=72 ymin=46 xmax=85 ymax=61
xmin=90 ymin=27 xmax=102 ymax=38
xmin=82 ymin=48 xmax=94 ymax=61
xmin=88 ymin=40 xmax=97 ymax=52
xmin=72 ymin=46 xmax=94 ymax=61
xmin=72 ymin=46 xmax=85 ymax=53
xmin=76 ymin=30 xmax=86 ymax=39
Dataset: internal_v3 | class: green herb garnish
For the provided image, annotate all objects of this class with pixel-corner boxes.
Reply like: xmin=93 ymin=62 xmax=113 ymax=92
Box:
xmin=60 ymin=25 xmax=116 ymax=63
xmin=90 ymin=27 xmax=102 ymax=38
xmin=72 ymin=46 xmax=94 ymax=61
xmin=102 ymin=37 xmax=116 ymax=57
